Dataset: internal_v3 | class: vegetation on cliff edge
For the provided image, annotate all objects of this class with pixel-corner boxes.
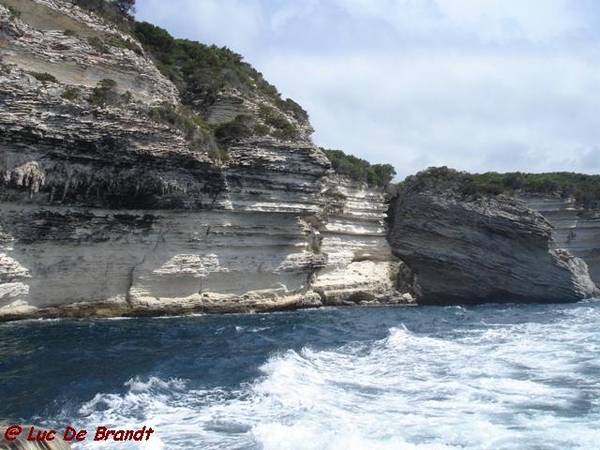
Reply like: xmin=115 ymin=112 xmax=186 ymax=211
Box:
xmin=132 ymin=21 xmax=308 ymax=124
xmin=70 ymin=1 xmax=307 ymax=122
xmin=408 ymin=167 xmax=600 ymax=209
xmin=68 ymin=0 xmax=398 ymax=177
xmin=322 ymin=148 xmax=396 ymax=188
xmin=71 ymin=0 xmax=135 ymax=26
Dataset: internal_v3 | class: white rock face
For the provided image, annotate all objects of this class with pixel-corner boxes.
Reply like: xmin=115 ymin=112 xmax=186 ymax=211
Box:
xmin=0 ymin=179 xmax=397 ymax=319
xmin=0 ymin=0 xmax=399 ymax=320
xmin=312 ymin=180 xmax=398 ymax=303
xmin=0 ymin=0 xmax=178 ymax=104
xmin=0 ymin=253 xmax=31 ymax=306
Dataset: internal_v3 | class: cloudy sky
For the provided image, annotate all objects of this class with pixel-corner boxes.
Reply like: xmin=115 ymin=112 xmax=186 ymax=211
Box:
xmin=136 ymin=0 xmax=600 ymax=180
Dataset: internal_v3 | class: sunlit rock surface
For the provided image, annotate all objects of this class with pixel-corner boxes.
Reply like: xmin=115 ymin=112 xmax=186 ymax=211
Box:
xmin=0 ymin=0 xmax=397 ymax=319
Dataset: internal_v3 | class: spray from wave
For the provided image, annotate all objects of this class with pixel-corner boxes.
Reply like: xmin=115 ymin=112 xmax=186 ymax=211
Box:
xmin=62 ymin=305 xmax=600 ymax=450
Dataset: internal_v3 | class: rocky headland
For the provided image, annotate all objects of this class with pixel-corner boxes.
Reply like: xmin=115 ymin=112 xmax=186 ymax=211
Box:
xmin=388 ymin=168 xmax=599 ymax=304
xmin=0 ymin=0 xmax=598 ymax=320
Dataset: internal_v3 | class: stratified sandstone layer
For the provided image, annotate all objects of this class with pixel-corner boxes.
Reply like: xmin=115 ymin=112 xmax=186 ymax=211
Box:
xmin=0 ymin=0 xmax=398 ymax=320
xmin=388 ymin=169 xmax=598 ymax=305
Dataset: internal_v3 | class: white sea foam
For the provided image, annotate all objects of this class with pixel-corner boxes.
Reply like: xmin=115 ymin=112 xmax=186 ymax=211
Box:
xmin=69 ymin=305 xmax=600 ymax=449
xmin=235 ymin=325 xmax=270 ymax=333
xmin=150 ymin=313 xmax=207 ymax=320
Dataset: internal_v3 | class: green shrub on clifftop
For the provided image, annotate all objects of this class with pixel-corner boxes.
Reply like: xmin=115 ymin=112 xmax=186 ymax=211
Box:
xmin=71 ymin=0 xmax=134 ymax=25
xmin=66 ymin=2 xmax=393 ymax=175
xmin=322 ymin=148 xmax=396 ymax=188
xmin=258 ymin=105 xmax=299 ymax=140
xmin=409 ymin=167 xmax=600 ymax=209
xmin=133 ymin=21 xmax=308 ymax=122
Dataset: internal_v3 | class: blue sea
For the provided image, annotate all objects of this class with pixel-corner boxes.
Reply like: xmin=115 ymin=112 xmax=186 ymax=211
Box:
xmin=1 ymin=302 xmax=600 ymax=449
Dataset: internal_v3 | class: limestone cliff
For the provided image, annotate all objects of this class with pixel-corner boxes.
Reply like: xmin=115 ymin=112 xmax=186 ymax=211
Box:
xmin=519 ymin=195 xmax=600 ymax=285
xmin=0 ymin=0 xmax=398 ymax=319
xmin=388 ymin=168 xmax=598 ymax=305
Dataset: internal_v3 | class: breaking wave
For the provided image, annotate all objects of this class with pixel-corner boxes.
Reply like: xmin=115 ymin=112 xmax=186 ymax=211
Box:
xmin=52 ymin=303 xmax=600 ymax=449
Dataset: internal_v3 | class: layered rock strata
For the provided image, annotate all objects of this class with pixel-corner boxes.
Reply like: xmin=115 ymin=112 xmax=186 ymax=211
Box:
xmin=388 ymin=170 xmax=598 ymax=305
xmin=311 ymin=179 xmax=399 ymax=305
xmin=0 ymin=0 xmax=397 ymax=320
xmin=519 ymin=195 xmax=600 ymax=284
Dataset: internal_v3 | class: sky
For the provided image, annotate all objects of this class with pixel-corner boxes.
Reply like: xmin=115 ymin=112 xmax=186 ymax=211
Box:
xmin=136 ymin=0 xmax=600 ymax=180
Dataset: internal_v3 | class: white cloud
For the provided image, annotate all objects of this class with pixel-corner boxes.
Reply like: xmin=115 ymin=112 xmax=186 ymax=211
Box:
xmin=257 ymin=46 xmax=600 ymax=177
xmin=438 ymin=0 xmax=582 ymax=41
xmin=136 ymin=0 xmax=600 ymax=179
xmin=582 ymin=147 xmax=600 ymax=172
xmin=330 ymin=0 xmax=586 ymax=42
xmin=136 ymin=0 xmax=264 ymax=54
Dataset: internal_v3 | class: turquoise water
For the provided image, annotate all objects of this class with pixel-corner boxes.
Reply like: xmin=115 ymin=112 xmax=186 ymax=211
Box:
xmin=1 ymin=302 xmax=599 ymax=449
